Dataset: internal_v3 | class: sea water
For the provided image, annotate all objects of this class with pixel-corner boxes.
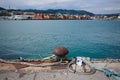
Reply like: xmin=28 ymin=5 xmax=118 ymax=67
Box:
xmin=0 ymin=20 xmax=120 ymax=59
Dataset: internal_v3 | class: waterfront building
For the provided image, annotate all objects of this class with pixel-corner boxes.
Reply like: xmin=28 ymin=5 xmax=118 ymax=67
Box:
xmin=0 ymin=10 xmax=11 ymax=16
xmin=14 ymin=15 xmax=23 ymax=20
xmin=56 ymin=13 xmax=64 ymax=19
xmin=43 ymin=14 xmax=50 ymax=19
xmin=74 ymin=15 xmax=79 ymax=20
xmin=33 ymin=13 xmax=43 ymax=20
xmin=63 ymin=14 xmax=69 ymax=19
xmin=118 ymin=15 xmax=120 ymax=19
xmin=49 ymin=14 xmax=56 ymax=19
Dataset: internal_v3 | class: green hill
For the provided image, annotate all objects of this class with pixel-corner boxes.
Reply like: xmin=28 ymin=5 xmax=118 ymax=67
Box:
xmin=0 ymin=7 xmax=6 ymax=10
xmin=24 ymin=9 xmax=94 ymax=16
xmin=0 ymin=7 xmax=94 ymax=16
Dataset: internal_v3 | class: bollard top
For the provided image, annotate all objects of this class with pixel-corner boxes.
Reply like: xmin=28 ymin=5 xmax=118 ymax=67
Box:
xmin=53 ymin=46 xmax=69 ymax=57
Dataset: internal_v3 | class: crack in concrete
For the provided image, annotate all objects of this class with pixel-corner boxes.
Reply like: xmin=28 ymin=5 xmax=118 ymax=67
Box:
xmin=33 ymin=72 xmax=37 ymax=80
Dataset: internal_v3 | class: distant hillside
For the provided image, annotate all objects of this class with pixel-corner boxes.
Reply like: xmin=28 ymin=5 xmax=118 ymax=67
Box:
xmin=24 ymin=9 xmax=95 ymax=16
xmin=0 ymin=7 xmax=94 ymax=16
xmin=0 ymin=7 xmax=6 ymax=10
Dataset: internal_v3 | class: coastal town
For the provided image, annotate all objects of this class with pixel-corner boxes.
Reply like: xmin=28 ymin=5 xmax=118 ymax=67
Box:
xmin=0 ymin=11 xmax=91 ymax=20
xmin=0 ymin=8 xmax=120 ymax=20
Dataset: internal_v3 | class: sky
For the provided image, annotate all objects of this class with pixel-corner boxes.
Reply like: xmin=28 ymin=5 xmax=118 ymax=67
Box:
xmin=0 ymin=0 xmax=120 ymax=14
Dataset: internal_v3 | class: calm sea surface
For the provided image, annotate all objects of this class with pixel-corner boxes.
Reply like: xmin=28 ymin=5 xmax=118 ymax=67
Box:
xmin=0 ymin=20 xmax=120 ymax=59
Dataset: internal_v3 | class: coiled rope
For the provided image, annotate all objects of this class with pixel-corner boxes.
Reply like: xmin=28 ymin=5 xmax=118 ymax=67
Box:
xmin=67 ymin=57 xmax=96 ymax=75
xmin=67 ymin=57 xmax=120 ymax=80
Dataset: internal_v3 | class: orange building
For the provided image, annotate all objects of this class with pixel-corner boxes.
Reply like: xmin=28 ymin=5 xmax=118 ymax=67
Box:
xmin=33 ymin=13 xmax=43 ymax=20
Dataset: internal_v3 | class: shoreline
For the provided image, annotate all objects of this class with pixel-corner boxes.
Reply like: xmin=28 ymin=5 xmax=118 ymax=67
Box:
xmin=0 ymin=58 xmax=120 ymax=71
xmin=1 ymin=58 xmax=120 ymax=62
xmin=0 ymin=19 xmax=120 ymax=20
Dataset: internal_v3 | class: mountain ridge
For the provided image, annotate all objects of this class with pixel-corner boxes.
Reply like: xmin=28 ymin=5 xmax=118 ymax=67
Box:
xmin=0 ymin=7 xmax=119 ymax=16
xmin=0 ymin=7 xmax=94 ymax=16
xmin=23 ymin=9 xmax=95 ymax=16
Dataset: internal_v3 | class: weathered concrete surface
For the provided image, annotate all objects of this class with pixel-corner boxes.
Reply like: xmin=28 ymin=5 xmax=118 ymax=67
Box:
xmin=0 ymin=61 xmax=120 ymax=80
xmin=0 ymin=70 xmax=109 ymax=80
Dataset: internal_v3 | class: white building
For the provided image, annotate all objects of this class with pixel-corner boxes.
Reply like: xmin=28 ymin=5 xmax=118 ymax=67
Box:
xmin=9 ymin=14 xmax=34 ymax=20
xmin=118 ymin=15 xmax=120 ymax=19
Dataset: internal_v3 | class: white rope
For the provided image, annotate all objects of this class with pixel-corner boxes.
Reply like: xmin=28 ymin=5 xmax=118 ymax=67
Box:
xmin=0 ymin=58 xmax=62 ymax=67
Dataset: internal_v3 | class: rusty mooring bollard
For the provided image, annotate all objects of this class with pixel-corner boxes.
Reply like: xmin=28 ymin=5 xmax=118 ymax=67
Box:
xmin=53 ymin=46 xmax=69 ymax=58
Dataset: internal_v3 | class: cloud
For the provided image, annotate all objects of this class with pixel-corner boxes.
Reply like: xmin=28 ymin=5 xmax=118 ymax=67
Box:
xmin=104 ymin=7 xmax=120 ymax=11
xmin=21 ymin=0 xmax=71 ymax=6
xmin=0 ymin=0 xmax=71 ymax=6
xmin=0 ymin=0 xmax=120 ymax=14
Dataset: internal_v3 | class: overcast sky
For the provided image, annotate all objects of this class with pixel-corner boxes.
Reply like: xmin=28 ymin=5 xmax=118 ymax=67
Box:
xmin=0 ymin=0 xmax=120 ymax=14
